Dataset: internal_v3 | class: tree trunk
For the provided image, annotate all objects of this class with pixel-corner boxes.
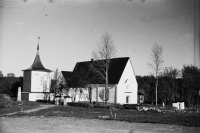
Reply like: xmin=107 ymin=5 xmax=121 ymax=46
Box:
xmin=155 ymin=78 xmax=158 ymax=106
xmin=89 ymin=87 xmax=92 ymax=104
xmin=105 ymin=70 xmax=108 ymax=105
xmin=54 ymin=87 xmax=56 ymax=102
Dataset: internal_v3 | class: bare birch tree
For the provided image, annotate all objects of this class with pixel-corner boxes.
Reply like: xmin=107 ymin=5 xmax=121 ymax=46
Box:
xmin=52 ymin=68 xmax=66 ymax=101
xmin=148 ymin=43 xmax=164 ymax=106
xmin=91 ymin=32 xmax=116 ymax=104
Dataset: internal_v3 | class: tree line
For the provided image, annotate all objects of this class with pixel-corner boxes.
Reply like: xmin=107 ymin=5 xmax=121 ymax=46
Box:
xmin=137 ymin=65 xmax=200 ymax=107
xmin=0 ymin=76 xmax=23 ymax=97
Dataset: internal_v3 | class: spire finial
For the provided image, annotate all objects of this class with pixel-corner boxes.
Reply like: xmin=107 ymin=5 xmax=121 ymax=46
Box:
xmin=37 ymin=36 xmax=40 ymax=50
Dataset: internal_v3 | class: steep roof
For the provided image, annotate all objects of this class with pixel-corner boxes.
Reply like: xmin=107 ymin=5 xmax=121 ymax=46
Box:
xmin=61 ymin=71 xmax=73 ymax=80
xmin=22 ymin=44 xmax=51 ymax=72
xmin=63 ymin=57 xmax=130 ymax=84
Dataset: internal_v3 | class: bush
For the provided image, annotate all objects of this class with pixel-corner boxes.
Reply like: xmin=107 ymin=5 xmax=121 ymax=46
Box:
xmin=122 ymin=104 xmax=138 ymax=110
xmin=36 ymin=100 xmax=55 ymax=104
xmin=67 ymin=102 xmax=90 ymax=108
xmin=67 ymin=102 xmax=140 ymax=110
xmin=67 ymin=102 xmax=113 ymax=109
xmin=111 ymin=103 xmax=124 ymax=110
xmin=67 ymin=102 xmax=142 ymax=111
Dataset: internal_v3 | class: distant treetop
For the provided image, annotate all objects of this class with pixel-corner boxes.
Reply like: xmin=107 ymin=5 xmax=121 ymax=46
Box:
xmin=0 ymin=71 xmax=3 ymax=77
xmin=7 ymin=73 xmax=15 ymax=77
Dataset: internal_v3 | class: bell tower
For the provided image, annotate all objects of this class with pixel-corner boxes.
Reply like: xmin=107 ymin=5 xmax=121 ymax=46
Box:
xmin=22 ymin=37 xmax=52 ymax=101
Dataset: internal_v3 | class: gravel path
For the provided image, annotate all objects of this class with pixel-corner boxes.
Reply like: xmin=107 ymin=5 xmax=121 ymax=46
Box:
xmin=1 ymin=117 xmax=200 ymax=133
xmin=1 ymin=104 xmax=57 ymax=116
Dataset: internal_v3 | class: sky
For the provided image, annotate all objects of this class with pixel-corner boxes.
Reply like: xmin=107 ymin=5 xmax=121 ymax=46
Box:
xmin=0 ymin=0 xmax=195 ymax=77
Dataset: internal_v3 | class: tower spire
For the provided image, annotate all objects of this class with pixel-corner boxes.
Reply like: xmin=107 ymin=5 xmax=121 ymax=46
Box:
xmin=22 ymin=36 xmax=51 ymax=72
xmin=37 ymin=36 xmax=40 ymax=51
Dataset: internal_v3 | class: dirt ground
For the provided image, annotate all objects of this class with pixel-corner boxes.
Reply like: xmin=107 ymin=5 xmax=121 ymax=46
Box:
xmin=0 ymin=117 xmax=200 ymax=133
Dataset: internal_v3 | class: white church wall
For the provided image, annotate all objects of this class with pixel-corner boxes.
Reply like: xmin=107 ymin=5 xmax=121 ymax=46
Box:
xmin=90 ymin=84 xmax=116 ymax=103
xmin=117 ymin=59 xmax=138 ymax=104
xmin=29 ymin=93 xmax=54 ymax=101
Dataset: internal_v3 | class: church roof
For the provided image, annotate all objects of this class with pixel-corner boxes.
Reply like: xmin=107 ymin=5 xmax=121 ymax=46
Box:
xmin=22 ymin=43 xmax=51 ymax=72
xmin=62 ymin=57 xmax=130 ymax=85
xmin=61 ymin=71 xmax=73 ymax=80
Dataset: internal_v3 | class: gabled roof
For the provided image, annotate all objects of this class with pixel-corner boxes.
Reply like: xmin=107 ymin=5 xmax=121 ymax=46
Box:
xmin=63 ymin=57 xmax=130 ymax=84
xmin=61 ymin=71 xmax=73 ymax=80
xmin=22 ymin=44 xmax=51 ymax=72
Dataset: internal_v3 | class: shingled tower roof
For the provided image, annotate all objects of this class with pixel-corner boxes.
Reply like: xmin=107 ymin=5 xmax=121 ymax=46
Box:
xmin=22 ymin=41 xmax=51 ymax=72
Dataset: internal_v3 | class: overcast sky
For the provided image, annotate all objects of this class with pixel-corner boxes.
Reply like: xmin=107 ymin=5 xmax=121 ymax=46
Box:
xmin=0 ymin=0 xmax=194 ymax=77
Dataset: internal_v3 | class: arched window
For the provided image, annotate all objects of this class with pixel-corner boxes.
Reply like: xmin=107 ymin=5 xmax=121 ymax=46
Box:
xmin=125 ymin=79 xmax=133 ymax=92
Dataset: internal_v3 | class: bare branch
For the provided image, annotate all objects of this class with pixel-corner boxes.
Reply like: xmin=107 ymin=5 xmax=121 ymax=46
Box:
xmin=91 ymin=32 xmax=117 ymax=104
xmin=91 ymin=32 xmax=117 ymax=84
xmin=148 ymin=43 xmax=164 ymax=77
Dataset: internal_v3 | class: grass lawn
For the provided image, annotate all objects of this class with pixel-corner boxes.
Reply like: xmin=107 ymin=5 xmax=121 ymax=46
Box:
xmin=9 ymin=105 xmax=200 ymax=127
xmin=0 ymin=101 xmax=41 ymax=115
xmin=0 ymin=105 xmax=39 ymax=114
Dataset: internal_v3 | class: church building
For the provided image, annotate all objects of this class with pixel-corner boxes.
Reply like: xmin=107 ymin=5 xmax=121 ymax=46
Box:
xmin=62 ymin=57 xmax=138 ymax=104
xmin=21 ymin=39 xmax=53 ymax=101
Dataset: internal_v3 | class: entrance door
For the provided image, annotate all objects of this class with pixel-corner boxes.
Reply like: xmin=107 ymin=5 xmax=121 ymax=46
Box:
xmin=126 ymin=96 xmax=129 ymax=103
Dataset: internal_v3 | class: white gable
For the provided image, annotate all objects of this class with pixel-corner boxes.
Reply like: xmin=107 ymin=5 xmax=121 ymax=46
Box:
xmin=117 ymin=59 xmax=138 ymax=104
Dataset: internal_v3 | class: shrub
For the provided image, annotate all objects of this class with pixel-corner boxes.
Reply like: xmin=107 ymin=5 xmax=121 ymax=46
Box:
xmin=67 ymin=102 xmax=90 ymax=108
xmin=122 ymin=104 xmax=138 ymax=110
xmin=36 ymin=100 xmax=55 ymax=104
xmin=67 ymin=102 xmax=139 ymax=110
xmin=111 ymin=103 xmax=124 ymax=110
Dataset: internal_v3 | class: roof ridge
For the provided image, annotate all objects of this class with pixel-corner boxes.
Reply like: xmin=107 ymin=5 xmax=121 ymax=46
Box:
xmin=76 ymin=57 xmax=129 ymax=63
